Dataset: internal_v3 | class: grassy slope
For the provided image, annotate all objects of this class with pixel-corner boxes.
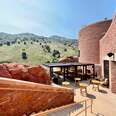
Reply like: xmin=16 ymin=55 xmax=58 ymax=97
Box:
xmin=0 ymin=40 xmax=78 ymax=65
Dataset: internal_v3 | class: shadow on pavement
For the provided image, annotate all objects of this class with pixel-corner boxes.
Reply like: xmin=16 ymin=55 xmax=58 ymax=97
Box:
xmin=87 ymin=93 xmax=96 ymax=99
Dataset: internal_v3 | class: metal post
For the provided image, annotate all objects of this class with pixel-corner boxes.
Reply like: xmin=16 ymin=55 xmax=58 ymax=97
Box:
xmin=67 ymin=66 xmax=68 ymax=77
xmin=63 ymin=67 xmax=66 ymax=81
xmin=85 ymin=66 xmax=87 ymax=79
xmin=50 ymin=67 xmax=53 ymax=77
xmin=75 ymin=66 xmax=77 ymax=77
xmin=93 ymin=64 xmax=95 ymax=79
xmin=91 ymin=99 xmax=93 ymax=113
xmin=85 ymin=100 xmax=87 ymax=116
xmin=82 ymin=66 xmax=84 ymax=80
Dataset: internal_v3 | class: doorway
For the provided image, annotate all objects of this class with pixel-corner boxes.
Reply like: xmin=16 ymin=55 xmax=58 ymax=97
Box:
xmin=103 ymin=60 xmax=109 ymax=88
xmin=104 ymin=60 xmax=109 ymax=79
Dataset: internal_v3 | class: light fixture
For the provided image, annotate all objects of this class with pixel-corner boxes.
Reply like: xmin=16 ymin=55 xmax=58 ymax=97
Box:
xmin=107 ymin=52 xmax=114 ymax=57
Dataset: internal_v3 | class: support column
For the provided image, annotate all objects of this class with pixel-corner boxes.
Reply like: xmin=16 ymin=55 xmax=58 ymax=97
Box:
xmin=110 ymin=61 xmax=116 ymax=93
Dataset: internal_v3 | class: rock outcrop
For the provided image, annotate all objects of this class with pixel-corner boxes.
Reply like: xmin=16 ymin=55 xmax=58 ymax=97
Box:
xmin=0 ymin=63 xmax=51 ymax=84
xmin=59 ymin=56 xmax=78 ymax=63
xmin=0 ymin=77 xmax=74 ymax=116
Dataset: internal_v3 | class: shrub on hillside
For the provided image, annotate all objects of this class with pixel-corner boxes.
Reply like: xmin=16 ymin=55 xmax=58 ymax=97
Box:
xmin=24 ymin=41 xmax=27 ymax=45
xmin=21 ymin=49 xmax=28 ymax=60
xmin=36 ymin=40 xmax=39 ymax=43
xmin=64 ymin=48 xmax=67 ymax=52
xmin=45 ymin=45 xmax=51 ymax=53
xmin=18 ymin=41 xmax=20 ymax=44
xmin=6 ymin=41 xmax=10 ymax=46
xmin=0 ymin=43 xmax=3 ymax=46
xmin=11 ymin=41 xmax=16 ymax=44
xmin=52 ymin=50 xmax=60 ymax=58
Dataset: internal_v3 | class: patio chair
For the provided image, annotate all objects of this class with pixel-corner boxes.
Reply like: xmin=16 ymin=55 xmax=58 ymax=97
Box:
xmin=79 ymin=83 xmax=88 ymax=96
xmin=74 ymin=77 xmax=81 ymax=86
xmin=101 ymin=78 xmax=109 ymax=88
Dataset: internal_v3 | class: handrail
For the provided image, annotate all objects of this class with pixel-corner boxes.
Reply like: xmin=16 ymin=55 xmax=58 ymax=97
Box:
xmin=32 ymin=98 xmax=93 ymax=116
xmin=74 ymin=99 xmax=93 ymax=116
xmin=32 ymin=102 xmax=80 ymax=116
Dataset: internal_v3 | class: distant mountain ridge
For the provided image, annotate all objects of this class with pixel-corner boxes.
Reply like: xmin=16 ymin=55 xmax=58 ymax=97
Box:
xmin=0 ymin=32 xmax=77 ymax=46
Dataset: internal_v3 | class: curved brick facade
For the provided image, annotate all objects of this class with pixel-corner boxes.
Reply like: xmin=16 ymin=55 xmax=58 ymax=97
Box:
xmin=79 ymin=20 xmax=112 ymax=64
xmin=100 ymin=16 xmax=116 ymax=63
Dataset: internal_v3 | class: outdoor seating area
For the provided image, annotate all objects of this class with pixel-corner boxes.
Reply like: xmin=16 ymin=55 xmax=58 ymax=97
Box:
xmin=45 ymin=62 xmax=110 ymax=96
xmin=45 ymin=62 xmax=109 ymax=93
xmin=43 ymin=62 xmax=113 ymax=115
xmin=61 ymin=78 xmax=104 ymax=97
xmin=45 ymin=62 xmax=95 ymax=83
xmin=45 ymin=75 xmax=116 ymax=116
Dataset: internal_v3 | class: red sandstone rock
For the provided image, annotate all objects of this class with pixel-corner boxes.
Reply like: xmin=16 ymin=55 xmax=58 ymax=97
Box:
xmin=59 ymin=56 xmax=78 ymax=63
xmin=0 ymin=78 xmax=74 ymax=116
xmin=28 ymin=65 xmax=51 ymax=84
xmin=0 ymin=63 xmax=51 ymax=85
xmin=0 ymin=64 xmax=12 ymax=78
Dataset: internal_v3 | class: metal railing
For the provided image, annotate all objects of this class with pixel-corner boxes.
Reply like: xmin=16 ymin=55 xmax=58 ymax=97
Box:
xmin=32 ymin=98 xmax=93 ymax=116
xmin=74 ymin=98 xmax=93 ymax=116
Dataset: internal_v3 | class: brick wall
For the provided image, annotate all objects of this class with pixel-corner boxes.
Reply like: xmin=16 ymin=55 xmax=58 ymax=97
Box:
xmin=109 ymin=62 xmax=116 ymax=93
xmin=79 ymin=20 xmax=111 ymax=64
xmin=100 ymin=13 xmax=116 ymax=93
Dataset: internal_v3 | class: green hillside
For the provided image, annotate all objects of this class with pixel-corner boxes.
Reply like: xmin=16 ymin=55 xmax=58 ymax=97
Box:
xmin=0 ymin=33 xmax=78 ymax=65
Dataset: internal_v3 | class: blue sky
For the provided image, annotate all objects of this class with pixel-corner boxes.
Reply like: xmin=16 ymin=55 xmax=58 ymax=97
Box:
xmin=0 ymin=0 xmax=116 ymax=39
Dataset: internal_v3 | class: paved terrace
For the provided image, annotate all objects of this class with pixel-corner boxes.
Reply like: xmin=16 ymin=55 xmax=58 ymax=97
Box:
xmin=41 ymin=65 xmax=116 ymax=116
xmin=68 ymin=81 xmax=116 ymax=116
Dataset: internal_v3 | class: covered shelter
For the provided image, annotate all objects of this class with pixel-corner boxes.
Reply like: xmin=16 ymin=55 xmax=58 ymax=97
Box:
xmin=45 ymin=62 xmax=95 ymax=81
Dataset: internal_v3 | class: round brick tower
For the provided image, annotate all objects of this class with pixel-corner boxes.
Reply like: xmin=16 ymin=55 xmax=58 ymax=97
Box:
xmin=78 ymin=19 xmax=112 ymax=64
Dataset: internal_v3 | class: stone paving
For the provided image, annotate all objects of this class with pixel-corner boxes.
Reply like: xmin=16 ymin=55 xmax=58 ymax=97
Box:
xmin=72 ymin=82 xmax=116 ymax=116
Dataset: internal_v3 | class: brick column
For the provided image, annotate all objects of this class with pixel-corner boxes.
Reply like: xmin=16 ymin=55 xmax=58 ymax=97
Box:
xmin=110 ymin=61 xmax=116 ymax=93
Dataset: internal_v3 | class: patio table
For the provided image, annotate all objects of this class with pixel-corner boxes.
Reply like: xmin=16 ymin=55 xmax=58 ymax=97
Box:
xmin=91 ymin=80 xmax=101 ymax=91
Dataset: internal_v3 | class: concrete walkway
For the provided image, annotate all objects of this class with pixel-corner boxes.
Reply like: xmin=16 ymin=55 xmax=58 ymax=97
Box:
xmin=73 ymin=83 xmax=116 ymax=116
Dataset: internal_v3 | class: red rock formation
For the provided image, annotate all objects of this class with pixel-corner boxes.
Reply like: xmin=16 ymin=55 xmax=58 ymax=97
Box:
xmin=0 ymin=64 xmax=12 ymax=78
xmin=0 ymin=77 xmax=74 ymax=116
xmin=0 ymin=63 xmax=51 ymax=85
xmin=59 ymin=56 xmax=78 ymax=63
